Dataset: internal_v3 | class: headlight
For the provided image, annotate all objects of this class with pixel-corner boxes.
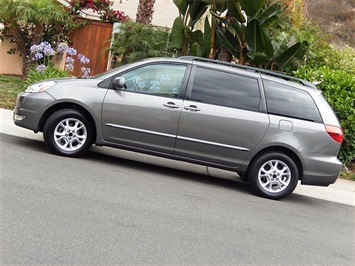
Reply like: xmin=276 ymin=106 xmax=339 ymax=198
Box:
xmin=25 ymin=81 xmax=56 ymax=93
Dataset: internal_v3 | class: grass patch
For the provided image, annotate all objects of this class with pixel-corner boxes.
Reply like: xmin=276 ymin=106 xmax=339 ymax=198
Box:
xmin=341 ymin=171 xmax=355 ymax=181
xmin=0 ymin=75 xmax=25 ymax=110
xmin=340 ymin=172 xmax=355 ymax=181
xmin=341 ymin=162 xmax=355 ymax=181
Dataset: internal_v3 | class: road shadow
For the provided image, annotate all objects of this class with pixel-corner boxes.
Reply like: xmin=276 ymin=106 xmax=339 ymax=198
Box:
xmin=5 ymin=133 xmax=351 ymax=207
xmin=1 ymin=133 xmax=48 ymax=152
xmin=83 ymin=148 xmax=253 ymax=196
xmin=2 ymin=133 xmax=252 ymax=195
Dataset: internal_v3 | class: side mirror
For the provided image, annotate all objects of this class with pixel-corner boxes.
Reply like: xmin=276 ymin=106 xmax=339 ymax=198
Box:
xmin=112 ymin=76 xmax=126 ymax=89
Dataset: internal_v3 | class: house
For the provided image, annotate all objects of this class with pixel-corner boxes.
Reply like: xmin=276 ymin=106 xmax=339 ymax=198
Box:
xmin=0 ymin=0 xmax=177 ymax=76
xmin=0 ymin=34 xmax=23 ymax=76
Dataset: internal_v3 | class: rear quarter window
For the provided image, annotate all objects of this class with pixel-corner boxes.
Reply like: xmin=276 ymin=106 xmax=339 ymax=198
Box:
xmin=263 ymin=80 xmax=322 ymax=122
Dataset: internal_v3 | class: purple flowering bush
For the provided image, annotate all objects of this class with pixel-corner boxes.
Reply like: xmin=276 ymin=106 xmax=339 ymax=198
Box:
xmin=26 ymin=42 xmax=92 ymax=86
xmin=30 ymin=42 xmax=56 ymax=72
xmin=26 ymin=42 xmax=69 ymax=87
xmin=78 ymin=54 xmax=91 ymax=78
xmin=24 ymin=66 xmax=69 ymax=88
xmin=55 ymin=44 xmax=91 ymax=78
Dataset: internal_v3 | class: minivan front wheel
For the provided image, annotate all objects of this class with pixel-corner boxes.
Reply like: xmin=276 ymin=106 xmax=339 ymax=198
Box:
xmin=249 ymin=153 xmax=299 ymax=200
xmin=43 ymin=109 xmax=93 ymax=157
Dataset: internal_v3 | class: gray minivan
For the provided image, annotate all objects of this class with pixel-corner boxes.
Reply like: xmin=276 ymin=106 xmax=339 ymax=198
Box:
xmin=13 ymin=57 xmax=344 ymax=199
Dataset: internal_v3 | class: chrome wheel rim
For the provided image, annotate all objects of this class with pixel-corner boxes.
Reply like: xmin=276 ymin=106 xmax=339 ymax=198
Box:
xmin=54 ymin=118 xmax=87 ymax=151
xmin=258 ymin=159 xmax=291 ymax=193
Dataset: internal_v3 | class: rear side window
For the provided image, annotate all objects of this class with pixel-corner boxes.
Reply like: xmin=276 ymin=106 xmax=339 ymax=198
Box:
xmin=263 ymin=80 xmax=322 ymax=122
xmin=190 ymin=67 xmax=261 ymax=111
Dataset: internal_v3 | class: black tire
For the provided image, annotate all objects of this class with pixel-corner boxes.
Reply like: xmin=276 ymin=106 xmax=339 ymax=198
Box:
xmin=249 ymin=152 xmax=299 ymax=200
xmin=43 ymin=109 xmax=93 ymax=157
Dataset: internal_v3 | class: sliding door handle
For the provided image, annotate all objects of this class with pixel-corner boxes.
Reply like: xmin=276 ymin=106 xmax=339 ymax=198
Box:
xmin=184 ymin=105 xmax=201 ymax=112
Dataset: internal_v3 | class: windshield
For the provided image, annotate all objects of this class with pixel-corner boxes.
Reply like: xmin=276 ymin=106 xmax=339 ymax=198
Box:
xmin=90 ymin=62 xmax=135 ymax=79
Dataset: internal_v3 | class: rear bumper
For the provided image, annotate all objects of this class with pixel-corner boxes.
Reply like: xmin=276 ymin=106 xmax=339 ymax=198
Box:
xmin=301 ymin=153 xmax=342 ymax=186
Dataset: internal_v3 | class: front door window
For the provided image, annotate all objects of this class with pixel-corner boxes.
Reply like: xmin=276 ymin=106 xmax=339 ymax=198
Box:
xmin=121 ymin=64 xmax=187 ymax=98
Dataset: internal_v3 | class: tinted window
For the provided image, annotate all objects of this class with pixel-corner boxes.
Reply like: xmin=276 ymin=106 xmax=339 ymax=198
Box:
xmin=264 ymin=80 xmax=322 ymax=122
xmin=121 ymin=64 xmax=186 ymax=98
xmin=190 ymin=67 xmax=260 ymax=111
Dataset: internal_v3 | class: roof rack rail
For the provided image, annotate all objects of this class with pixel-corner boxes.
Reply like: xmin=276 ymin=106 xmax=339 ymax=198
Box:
xmin=179 ymin=56 xmax=317 ymax=89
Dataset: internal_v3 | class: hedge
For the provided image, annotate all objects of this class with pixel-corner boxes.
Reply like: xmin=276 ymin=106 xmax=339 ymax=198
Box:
xmin=294 ymin=66 xmax=355 ymax=164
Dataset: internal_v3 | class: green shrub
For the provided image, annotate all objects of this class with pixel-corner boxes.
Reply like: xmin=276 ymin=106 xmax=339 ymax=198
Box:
xmin=307 ymin=44 xmax=355 ymax=75
xmin=291 ymin=14 xmax=355 ymax=70
xmin=110 ymin=22 xmax=175 ymax=65
xmin=294 ymin=66 xmax=355 ymax=164
xmin=25 ymin=66 xmax=69 ymax=87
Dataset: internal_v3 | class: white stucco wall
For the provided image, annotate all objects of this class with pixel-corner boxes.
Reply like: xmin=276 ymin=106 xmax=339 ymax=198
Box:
xmin=0 ymin=38 xmax=23 ymax=75
xmin=112 ymin=0 xmax=178 ymax=28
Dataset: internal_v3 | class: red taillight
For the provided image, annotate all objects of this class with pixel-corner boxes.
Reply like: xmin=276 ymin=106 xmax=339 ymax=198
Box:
xmin=325 ymin=125 xmax=344 ymax=143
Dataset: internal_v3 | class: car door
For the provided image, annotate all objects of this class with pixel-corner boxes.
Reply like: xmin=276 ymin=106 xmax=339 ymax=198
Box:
xmin=174 ymin=66 xmax=270 ymax=168
xmin=102 ymin=63 xmax=189 ymax=154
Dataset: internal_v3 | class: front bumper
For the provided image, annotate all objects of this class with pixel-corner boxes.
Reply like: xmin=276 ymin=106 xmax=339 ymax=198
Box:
xmin=13 ymin=91 xmax=56 ymax=132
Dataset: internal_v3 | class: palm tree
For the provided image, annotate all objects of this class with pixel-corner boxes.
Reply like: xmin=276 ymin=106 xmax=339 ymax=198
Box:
xmin=136 ymin=0 xmax=156 ymax=24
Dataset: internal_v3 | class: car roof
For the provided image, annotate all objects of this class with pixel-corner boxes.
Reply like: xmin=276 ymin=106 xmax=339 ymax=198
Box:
xmin=177 ymin=56 xmax=318 ymax=91
xmin=113 ymin=57 xmax=319 ymax=94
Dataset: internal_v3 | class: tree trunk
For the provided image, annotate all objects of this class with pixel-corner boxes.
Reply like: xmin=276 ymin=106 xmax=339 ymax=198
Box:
xmin=10 ymin=26 xmax=32 ymax=78
xmin=218 ymin=47 xmax=232 ymax=62
xmin=209 ymin=13 xmax=217 ymax=59
xmin=136 ymin=0 xmax=156 ymax=24
xmin=22 ymin=57 xmax=32 ymax=79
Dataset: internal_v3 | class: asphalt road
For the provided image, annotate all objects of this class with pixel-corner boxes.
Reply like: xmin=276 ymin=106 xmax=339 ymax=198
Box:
xmin=1 ymin=133 xmax=354 ymax=265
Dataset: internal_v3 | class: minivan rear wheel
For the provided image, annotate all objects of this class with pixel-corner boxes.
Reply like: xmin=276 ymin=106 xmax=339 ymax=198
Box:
xmin=249 ymin=152 xmax=299 ymax=200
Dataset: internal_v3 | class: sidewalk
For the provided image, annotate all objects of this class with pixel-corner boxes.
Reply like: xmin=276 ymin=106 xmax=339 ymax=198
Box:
xmin=1 ymin=108 xmax=354 ymax=206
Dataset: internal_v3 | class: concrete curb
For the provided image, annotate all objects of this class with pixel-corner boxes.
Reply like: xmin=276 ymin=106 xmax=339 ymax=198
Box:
xmin=1 ymin=108 xmax=354 ymax=206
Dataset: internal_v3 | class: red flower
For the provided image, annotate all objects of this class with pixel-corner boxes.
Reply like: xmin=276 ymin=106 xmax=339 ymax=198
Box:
xmin=69 ymin=0 xmax=130 ymax=23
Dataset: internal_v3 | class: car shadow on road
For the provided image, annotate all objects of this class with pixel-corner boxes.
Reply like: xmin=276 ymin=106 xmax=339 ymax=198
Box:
xmin=84 ymin=148 xmax=253 ymax=195
xmin=2 ymin=133 xmax=48 ymax=152
xmin=84 ymin=149 xmax=353 ymax=207
xmin=5 ymin=134 xmax=349 ymax=206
